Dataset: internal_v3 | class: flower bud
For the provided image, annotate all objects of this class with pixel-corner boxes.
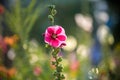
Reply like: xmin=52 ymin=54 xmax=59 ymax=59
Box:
xmin=58 ymin=57 xmax=62 ymax=62
xmin=48 ymin=15 xmax=54 ymax=21
xmin=52 ymin=10 xmax=57 ymax=16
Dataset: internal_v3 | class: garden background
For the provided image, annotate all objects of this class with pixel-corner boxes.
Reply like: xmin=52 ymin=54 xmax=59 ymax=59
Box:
xmin=0 ymin=0 xmax=120 ymax=80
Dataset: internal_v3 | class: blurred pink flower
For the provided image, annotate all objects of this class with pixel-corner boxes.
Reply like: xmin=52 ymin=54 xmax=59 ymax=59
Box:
xmin=33 ymin=66 xmax=42 ymax=76
xmin=44 ymin=25 xmax=67 ymax=48
xmin=0 ymin=4 xmax=4 ymax=15
xmin=0 ymin=35 xmax=7 ymax=53
xmin=70 ymin=61 xmax=80 ymax=71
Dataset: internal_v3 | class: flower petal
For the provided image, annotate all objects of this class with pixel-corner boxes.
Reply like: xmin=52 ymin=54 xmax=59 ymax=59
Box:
xmin=44 ymin=36 xmax=51 ymax=43
xmin=57 ymin=35 xmax=66 ymax=41
xmin=56 ymin=27 xmax=62 ymax=34
xmin=50 ymin=39 xmax=59 ymax=47
xmin=47 ymin=27 xmax=54 ymax=34
xmin=59 ymin=42 xmax=66 ymax=48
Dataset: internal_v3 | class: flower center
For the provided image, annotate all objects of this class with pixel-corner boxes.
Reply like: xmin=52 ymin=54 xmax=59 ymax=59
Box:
xmin=52 ymin=34 xmax=57 ymax=39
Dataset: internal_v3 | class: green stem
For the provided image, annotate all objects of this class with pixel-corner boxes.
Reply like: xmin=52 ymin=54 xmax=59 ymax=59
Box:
xmin=52 ymin=48 xmax=65 ymax=80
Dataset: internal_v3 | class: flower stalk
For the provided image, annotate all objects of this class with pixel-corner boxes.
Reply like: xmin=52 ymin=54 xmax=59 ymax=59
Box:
xmin=45 ymin=4 xmax=66 ymax=80
xmin=51 ymin=48 xmax=65 ymax=80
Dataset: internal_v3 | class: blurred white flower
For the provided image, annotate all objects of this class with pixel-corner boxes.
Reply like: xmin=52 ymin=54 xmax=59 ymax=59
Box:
xmin=30 ymin=54 xmax=39 ymax=64
xmin=76 ymin=45 xmax=89 ymax=59
xmin=7 ymin=48 xmax=16 ymax=60
xmin=28 ymin=39 xmax=39 ymax=53
xmin=63 ymin=36 xmax=77 ymax=52
xmin=75 ymin=14 xmax=93 ymax=32
xmin=95 ymin=11 xmax=109 ymax=24
xmin=108 ymin=34 xmax=114 ymax=45
xmin=97 ymin=25 xmax=114 ymax=44
xmin=88 ymin=67 xmax=99 ymax=80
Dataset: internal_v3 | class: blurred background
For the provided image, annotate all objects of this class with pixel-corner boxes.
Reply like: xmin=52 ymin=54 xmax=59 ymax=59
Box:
xmin=0 ymin=0 xmax=120 ymax=80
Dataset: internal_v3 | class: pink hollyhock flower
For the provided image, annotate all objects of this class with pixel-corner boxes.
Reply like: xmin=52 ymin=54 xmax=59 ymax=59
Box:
xmin=44 ymin=25 xmax=67 ymax=48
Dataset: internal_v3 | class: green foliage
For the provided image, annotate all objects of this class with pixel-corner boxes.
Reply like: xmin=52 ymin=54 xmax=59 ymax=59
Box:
xmin=4 ymin=0 xmax=45 ymax=43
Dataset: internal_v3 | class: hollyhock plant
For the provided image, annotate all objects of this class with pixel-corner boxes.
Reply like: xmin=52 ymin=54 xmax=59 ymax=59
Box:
xmin=44 ymin=25 xmax=67 ymax=48
xmin=44 ymin=5 xmax=67 ymax=80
